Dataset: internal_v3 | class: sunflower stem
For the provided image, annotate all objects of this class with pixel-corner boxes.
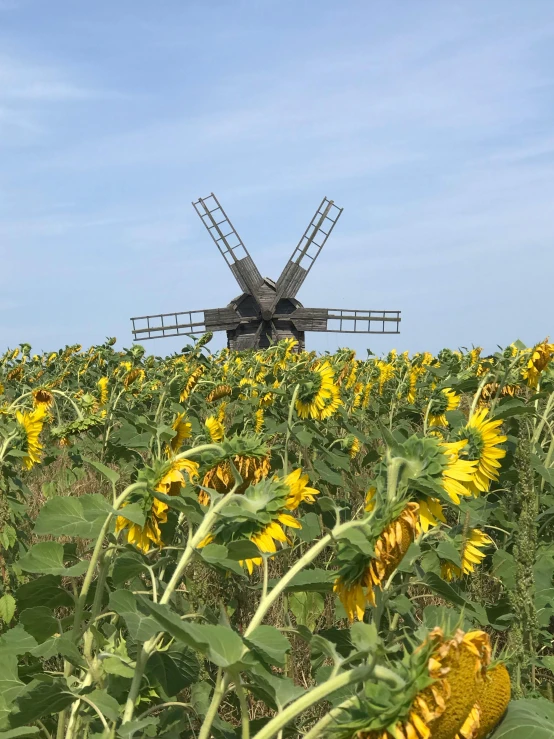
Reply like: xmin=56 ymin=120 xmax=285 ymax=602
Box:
xmin=198 ymin=670 xmax=230 ymax=739
xmin=245 ymin=517 xmax=367 ymax=638
xmin=302 ymin=696 xmax=359 ymax=739
xmin=251 ymin=664 xmax=399 ymax=739
xmin=284 ymin=384 xmax=300 ymax=476
xmin=469 ymin=373 xmax=491 ymax=420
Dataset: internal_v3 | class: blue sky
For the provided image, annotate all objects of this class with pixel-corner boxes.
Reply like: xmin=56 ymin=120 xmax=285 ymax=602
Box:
xmin=1 ymin=1 xmax=554 ymax=357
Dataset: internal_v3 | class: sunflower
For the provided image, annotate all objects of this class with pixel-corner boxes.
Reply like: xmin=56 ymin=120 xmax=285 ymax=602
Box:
xmin=441 ymin=529 xmax=492 ymax=581
xmin=419 ymin=497 xmax=446 ymax=533
xmin=199 ymin=469 xmax=319 ymax=574
xmin=407 ymin=366 xmax=425 ymax=403
xmin=375 ymin=360 xmax=395 ymax=394
xmin=522 ymin=338 xmax=554 ymax=388
xmin=180 ymin=366 xmax=205 ymax=402
xmin=32 ymin=388 xmax=54 ymax=408
xmin=334 ymin=503 xmax=419 ymax=621
xmin=429 ymin=388 xmax=460 ymax=427
xmin=116 ymin=458 xmax=199 ymax=552
xmin=456 ymin=409 xmax=507 ymax=495
xmin=472 ymin=663 xmax=511 ymax=739
xmin=346 ymin=435 xmax=361 ymax=458
xmin=334 ymin=628 xmax=492 ymax=739
xmin=205 ymin=416 xmax=224 ymax=442
xmin=439 ymin=440 xmax=478 ymax=504
xmin=115 ymin=497 xmax=168 ymax=553
xmin=169 ymin=413 xmax=192 ymax=453
xmin=97 ymin=377 xmax=109 ymax=405
xmin=207 ymin=384 xmax=232 ymax=402
xmin=200 ymin=453 xmax=271 ymax=503
xmin=16 ymin=404 xmax=48 ymax=469
xmin=295 ymin=361 xmax=339 ymax=420
xmin=254 ymin=408 xmax=264 ymax=433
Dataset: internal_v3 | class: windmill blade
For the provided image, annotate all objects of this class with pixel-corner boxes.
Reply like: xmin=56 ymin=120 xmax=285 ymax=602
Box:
xmin=287 ymin=308 xmax=401 ymax=334
xmin=193 ymin=193 xmax=264 ymax=299
xmin=131 ymin=307 xmax=239 ymax=341
xmin=272 ymin=197 xmax=343 ymax=305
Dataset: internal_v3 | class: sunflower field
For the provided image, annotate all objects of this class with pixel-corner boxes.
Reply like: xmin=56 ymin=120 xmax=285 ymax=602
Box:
xmin=1 ymin=336 xmax=554 ymax=738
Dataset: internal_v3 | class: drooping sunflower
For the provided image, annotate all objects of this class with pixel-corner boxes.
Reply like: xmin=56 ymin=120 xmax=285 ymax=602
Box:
xmin=334 ymin=503 xmax=420 ymax=621
xmin=441 ymin=529 xmax=493 ymax=582
xmin=16 ymin=404 xmax=48 ymax=469
xmin=97 ymin=376 xmax=109 ymax=405
xmin=419 ymin=496 xmax=446 ymax=533
xmin=254 ymin=408 xmax=264 ymax=433
xmin=205 ymin=416 xmax=224 ymax=442
xmin=207 ymin=384 xmax=232 ymax=402
xmin=331 ymin=627 xmax=493 ymax=739
xmin=375 ymin=360 xmax=395 ymax=395
xmin=522 ymin=338 xmax=554 ymax=388
xmin=473 ymin=663 xmax=511 ymax=739
xmin=199 ymin=469 xmax=319 ymax=574
xmin=169 ymin=413 xmax=192 ymax=453
xmin=32 ymin=388 xmax=54 ymax=409
xmin=116 ymin=457 xmax=199 ymax=552
xmin=428 ymin=387 xmax=460 ymax=428
xmin=200 ymin=452 xmax=270 ymax=503
xmin=295 ymin=361 xmax=340 ymax=420
xmin=180 ymin=365 xmax=205 ymax=402
xmin=456 ymin=409 xmax=507 ymax=495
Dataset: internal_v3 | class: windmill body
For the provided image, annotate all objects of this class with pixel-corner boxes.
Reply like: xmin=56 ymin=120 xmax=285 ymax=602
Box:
xmin=131 ymin=193 xmax=401 ymax=350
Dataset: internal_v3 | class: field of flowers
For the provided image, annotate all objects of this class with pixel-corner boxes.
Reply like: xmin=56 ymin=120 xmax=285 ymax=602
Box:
xmin=0 ymin=335 xmax=554 ymax=738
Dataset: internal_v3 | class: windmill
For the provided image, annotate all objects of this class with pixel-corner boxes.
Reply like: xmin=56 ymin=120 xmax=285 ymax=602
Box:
xmin=130 ymin=193 xmax=401 ymax=350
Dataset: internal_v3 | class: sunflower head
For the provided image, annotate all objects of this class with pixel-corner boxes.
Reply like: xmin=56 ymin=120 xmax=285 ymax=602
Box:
xmin=295 ymin=361 xmax=339 ymax=420
xmin=205 ymin=415 xmax=224 ymax=442
xmin=32 ymin=388 xmax=54 ymax=408
xmin=329 ymin=627 xmax=492 ymax=739
xmin=169 ymin=413 xmax=192 ymax=452
xmin=15 ymin=404 xmax=49 ymax=469
xmin=428 ymin=387 xmax=460 ymax=427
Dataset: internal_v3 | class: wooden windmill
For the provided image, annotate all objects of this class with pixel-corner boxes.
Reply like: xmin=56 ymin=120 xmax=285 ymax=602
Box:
xmin=130 ymin=193 xmax=401 ymax=350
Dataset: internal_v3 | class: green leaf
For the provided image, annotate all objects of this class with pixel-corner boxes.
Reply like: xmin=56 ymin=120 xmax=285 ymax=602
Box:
xmin=0 ymin=626 xmax=38 ymax=657
xmin=115 ymin=502 xmax=145 ymax=527
xmin=86 ymin=689 xmax=121 ymax=722
xmin=19 ymin=607 xmax=58 ymax=644
xmin=111 ymin=553 xmax=147 ymax=585
xmin=101 ymin=656 xmax=135 ymax=679
xmin=18 ymin=542 xmax=89 ymax=577
xmin=147 ymin=645 xmax=200 ymax=695
xmin=288 ymin=592 xmax=324 ymax=632
xmin=34 ymin=494 xmax=113 ymax=539
xmin=350 ymin=622 xmax=378 ymax=654
xmin=245 ymin=626 xmax=290 ymax=667
xmin=0 ymin=596 xmax=15 ymax=626
xmin=531 ymin=457 xmax=554 ymax=487
xmin=226 ymin=540 xmax=261 ymax=561
xmin=108 ymin=591 xmax=160 ymax=642
xmin=31 ymin=633 xmax=86 ymax=668
xmin=491 ymin=399 xmax=535 ymax=420
xmin=296 ymin=513 xmax=321 ymax=543
xmin=84 ymin=458 xmax=120 ymax=485
xmin=436 ymin=540 xmax=462 ymax=568
xmin=139 ymin=599 xmax=244 ymax=668
xmin=200 ymin=544 xmax=245 ymax=578
xmin=9 ymin=679 xmax=74 ymax=727
xmin=423 ymin=572 xmax=475 ymax=611
xmin=293 ymin=428 xmax=313 ymax=446
xmin=281 ymin=568 xmax=336 ymax=593
xmin=116 ymin=717 xmax=159 ymax=738
xmin=16 ymin=575 xmax=73 ymax=611
xmin=490 ymin=698 xmax=554 ymax=738
xmin=0 ymin=655 xmax=24 ymax=704
xmin=313 ymin=460 xmax=343 ymax=487
xmin=113 ymin=422 xmax=152 ymax=450
xmin=0 ymin=729 xmax=39 ymax=738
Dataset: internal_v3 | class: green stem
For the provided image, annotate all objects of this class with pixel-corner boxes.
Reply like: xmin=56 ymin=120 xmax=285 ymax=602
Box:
xmin=122 ymin=483 xmax=238 ymax=724
xmin=302 ymin=696 xmax=358 ymax=739
xmin=72 ymin=481 xmax=147 ymax=640
xmin=233 ymin=671 xmax=250 ymax=739
xmin=469 ymin=373 xmax=491 ymax=420
xmin=245 ymin=517 xmax=365 ymax=638
xmin=252 ymin=664 xmax=397 ymax=739
xmin=198 ymin=670 xmax=230 ymax=739
xmin=284 ymin=384 xmax=300 ymax=476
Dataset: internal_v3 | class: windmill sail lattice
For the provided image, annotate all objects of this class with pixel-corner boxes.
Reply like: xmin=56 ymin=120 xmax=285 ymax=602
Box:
xmin=131 ymin=193 xmax=401 ymax=350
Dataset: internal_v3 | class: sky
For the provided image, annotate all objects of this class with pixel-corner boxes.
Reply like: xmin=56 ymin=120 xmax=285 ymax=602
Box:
xmin=1 ymin=0 xmax=554 ymax=357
